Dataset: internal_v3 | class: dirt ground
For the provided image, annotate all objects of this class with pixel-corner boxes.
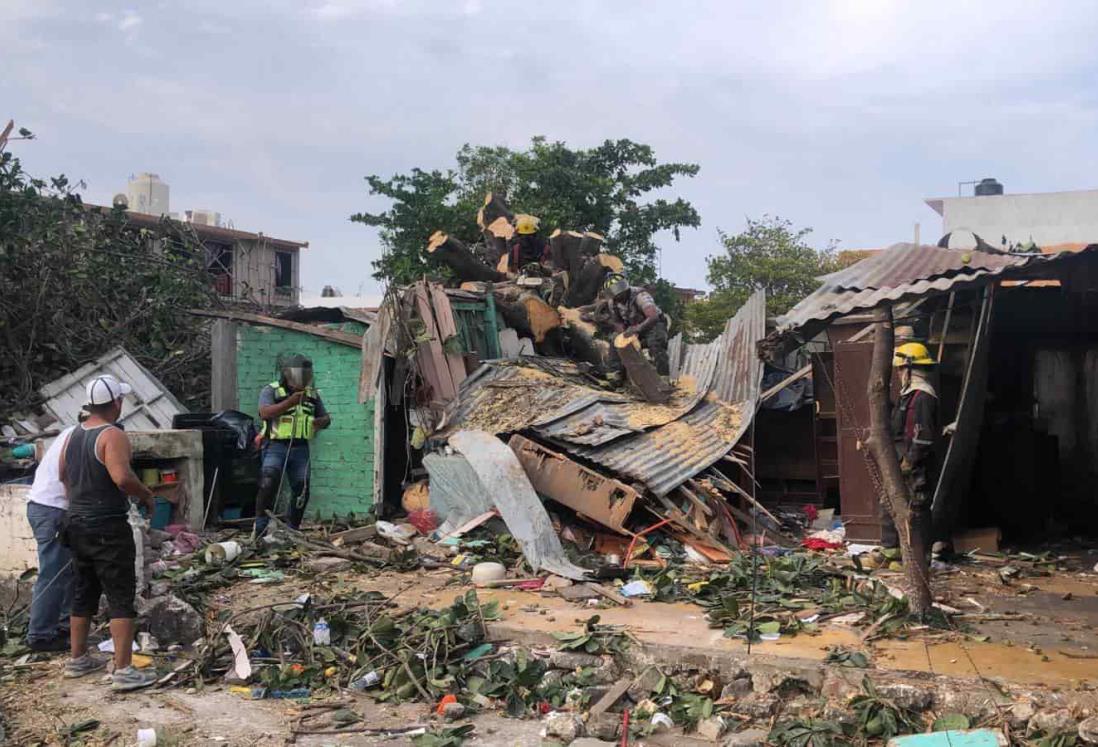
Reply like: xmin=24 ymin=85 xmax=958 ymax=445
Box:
xmin=2 ymin=545 xmax=1096 ymax=745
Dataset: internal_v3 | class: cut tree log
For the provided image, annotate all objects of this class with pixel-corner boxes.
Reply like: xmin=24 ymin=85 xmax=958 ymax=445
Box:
xmin=558 ymin=306 xmax=613 ymax=371
xmin=579 ymin=231 xmax=605 ymax=258
xmin=563 ymin=253 xmax=624 ymax=306
xmin=426 ymin=231 xmax=505 ymax=282
xmin=549 ymin=229 xmax=585 ymax=274
xmin=476 ymin=192 xmax=513 ymax=230
xmin=495 ymin=291 xmax=561 ymax=344
xmin=614 ymin=333 xmax=673 ymax=404
xmin=481 ymin=216 xmax=514 ymax=265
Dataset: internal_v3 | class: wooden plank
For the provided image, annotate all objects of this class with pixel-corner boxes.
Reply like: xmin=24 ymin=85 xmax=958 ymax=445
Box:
xmin=760 ymin=364 xmax=811 ymax=403
xmin=189 ymin=309 xmax=363 ymax=348
xmin=210 ymin=319 xmax=239 ymax=411
xmin=589 ymin=678 xmax=632 ymax=717
xmin=588 ymin=582 xmax=632 ymax=607
xmin=359 ymin=305 xmax=391 ymax=402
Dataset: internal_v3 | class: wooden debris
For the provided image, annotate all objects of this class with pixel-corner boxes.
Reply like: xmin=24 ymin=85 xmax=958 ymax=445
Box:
xmin=329 ymin=525 xmax=378 ymax=547
xmin=589 ymin=677 xmax=632 ymax=717
xmin=614 ymin=333 xmax=672 ymax=404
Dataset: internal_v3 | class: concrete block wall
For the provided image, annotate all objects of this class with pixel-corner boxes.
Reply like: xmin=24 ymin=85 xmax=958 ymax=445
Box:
xmin=236 ymin=324 xmax=375 ymax=518
xmin=0 ymin=486 xmax=39 ymax=575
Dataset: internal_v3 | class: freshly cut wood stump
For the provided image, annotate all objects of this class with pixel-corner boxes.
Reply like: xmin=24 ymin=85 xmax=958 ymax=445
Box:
xmin=615 ymin=333 xmax=672 ymax=403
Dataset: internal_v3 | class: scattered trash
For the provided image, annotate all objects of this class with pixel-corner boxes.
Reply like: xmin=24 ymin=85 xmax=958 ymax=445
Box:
xmin=620 ymin=580 xmax=653 ymax=598
xmin=376 ymin=521 xmax=418 ymax=545
xmin=204 ymin=541 xmax=241 ymax=565
xmin=97 ymin=639 xmax=140 ymax=654
xmin=470 ymin=561 xmax=507 ymax=586
xmin=312 ymin=617 xmax=331 ymax=646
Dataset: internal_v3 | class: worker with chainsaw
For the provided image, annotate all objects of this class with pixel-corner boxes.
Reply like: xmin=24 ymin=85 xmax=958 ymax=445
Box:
xmin=884 ymin=341 xmax=940 ymax=548
xmin=600 ymin=273 xmax=670 ymax=375
xmin=254 ymin=354 xmax=331 ymax=537
xmin=509 ymin=213 xmax=550 ymax=273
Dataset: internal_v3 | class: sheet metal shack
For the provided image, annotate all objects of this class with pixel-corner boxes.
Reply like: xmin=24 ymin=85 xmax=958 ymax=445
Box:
xmin=758 ymin=241 xmax=1098 ymax=543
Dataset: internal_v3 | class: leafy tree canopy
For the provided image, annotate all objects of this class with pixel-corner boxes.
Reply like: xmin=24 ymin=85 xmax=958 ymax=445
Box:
xmin=686 ymin=216 xmax=842 ymax=342
xmin=353 ymin=136 xmax=700 ymax=287
xmin=0 ymin=144 xmax=220 ymax=418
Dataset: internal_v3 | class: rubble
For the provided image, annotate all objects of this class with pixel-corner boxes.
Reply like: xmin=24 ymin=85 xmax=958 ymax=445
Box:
xmin=141 ymin=594 xmax=203 ymax=646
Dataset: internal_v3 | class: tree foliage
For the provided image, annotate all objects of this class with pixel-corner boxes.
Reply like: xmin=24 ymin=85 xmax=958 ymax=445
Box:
xmin=686 ymin=216 xmax=841 ymax=342
xmin=353 ymin=137 xmax=700 ymax=287
xmin=0 ymin=145 xmax=221 ymax=419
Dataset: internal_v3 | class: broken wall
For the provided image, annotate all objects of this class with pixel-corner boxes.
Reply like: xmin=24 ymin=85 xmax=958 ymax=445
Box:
xmin=236 ymin=323 xmax=376 ymax=517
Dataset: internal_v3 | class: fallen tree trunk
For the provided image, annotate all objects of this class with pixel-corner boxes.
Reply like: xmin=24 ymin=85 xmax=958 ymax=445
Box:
xmin=495 ymin=291 xmax=561 ymax=344
xmin=614 ymin=333 xmax=672 ymax=403
xmin=558 ymin=306 xmax=613 ymax=371
xmin=563 ymin=253 xmax=624 ymax=307
xmin=426 ymin=231 xmax=505 ymax=282
xmin=863 ymin=305 xmax=934 ymax=619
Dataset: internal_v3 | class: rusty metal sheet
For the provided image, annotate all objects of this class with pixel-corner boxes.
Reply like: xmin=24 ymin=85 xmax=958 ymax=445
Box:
xmin=509 ymin=434 xmax=640 ymax=533
xmin=772 ymin=244 xmax=1096 ymax=342
xmin=569 ymin=399 xmax=748 ymax=497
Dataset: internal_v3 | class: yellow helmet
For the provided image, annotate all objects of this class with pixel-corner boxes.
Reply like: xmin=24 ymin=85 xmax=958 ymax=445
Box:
xmin=514 ymin=214 xmax=540 ymax=235
xmin=893 ymin=342 xmax=935 ymax=367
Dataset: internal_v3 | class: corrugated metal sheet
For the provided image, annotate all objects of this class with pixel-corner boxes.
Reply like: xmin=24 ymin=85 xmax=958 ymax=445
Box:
xmin=39 ymin=347 xmax=187 ymax=430
xmin=772 ymin=244 xmax=1089 ymax=339
xmin=570 ymin=399 xmax=746 ymax=496
xmin=822 ymin=243 xmax=1025 ymax=291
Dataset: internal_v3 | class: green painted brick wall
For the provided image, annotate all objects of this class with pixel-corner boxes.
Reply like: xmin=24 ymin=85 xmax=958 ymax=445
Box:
xmin=236 ymin=324 xmax=375 ymax=519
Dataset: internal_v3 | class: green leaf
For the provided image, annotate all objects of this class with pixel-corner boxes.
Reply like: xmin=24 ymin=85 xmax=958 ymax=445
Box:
xmin=932 ymin=713 xmax=971 ymax=731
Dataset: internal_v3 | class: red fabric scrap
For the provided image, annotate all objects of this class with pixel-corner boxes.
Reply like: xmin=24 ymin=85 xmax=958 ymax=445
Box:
xmin=802 ymin=537 xmax=844 ymax=551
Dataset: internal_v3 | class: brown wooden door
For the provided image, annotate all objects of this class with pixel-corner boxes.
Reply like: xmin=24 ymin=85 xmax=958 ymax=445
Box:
xmin=832 ymin=339 xmax=883 ymax=542
xmin=811 ymin=353 xmax=839 ymax=505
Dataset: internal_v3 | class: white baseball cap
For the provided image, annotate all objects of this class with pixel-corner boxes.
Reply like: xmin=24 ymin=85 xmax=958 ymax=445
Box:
xmin=85 ymin=375 xmax=133 ymax=406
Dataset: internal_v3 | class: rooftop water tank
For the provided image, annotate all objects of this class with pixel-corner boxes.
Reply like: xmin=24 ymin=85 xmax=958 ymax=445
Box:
xmin=975 ymin=178 xmax=1003 ymax=196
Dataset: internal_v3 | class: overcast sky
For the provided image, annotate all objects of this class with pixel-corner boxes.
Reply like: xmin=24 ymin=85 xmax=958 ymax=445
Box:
xmin=5 ymin=1 xmax=1098 ymax=299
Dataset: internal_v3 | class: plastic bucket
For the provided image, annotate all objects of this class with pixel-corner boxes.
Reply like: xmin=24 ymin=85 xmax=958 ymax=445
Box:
xmin=205 ymin=540 xmax=242 ymax=565
xmin=150 ymin=497 xmax=172 ymax=530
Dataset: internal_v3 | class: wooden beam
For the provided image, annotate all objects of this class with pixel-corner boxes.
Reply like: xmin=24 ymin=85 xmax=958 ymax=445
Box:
xmin=189 ymin=309 xmax=363 ymax=348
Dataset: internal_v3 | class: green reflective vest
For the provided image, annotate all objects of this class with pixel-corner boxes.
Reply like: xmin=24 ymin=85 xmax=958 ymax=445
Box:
xmin=266 ymin=382 xmax=316 ymax=441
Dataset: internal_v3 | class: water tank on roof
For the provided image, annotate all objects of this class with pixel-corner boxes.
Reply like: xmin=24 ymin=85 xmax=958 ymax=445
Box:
xmin=975 ymin=178 xmax=1003 ymax=196
xmin=126 ymin=172 xmax=170 ymax=216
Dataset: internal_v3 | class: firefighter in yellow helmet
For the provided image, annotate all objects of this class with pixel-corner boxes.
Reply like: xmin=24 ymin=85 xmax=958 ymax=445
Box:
xmin=884 ymin=341 xmax=939 ymax=548
xmin=509 ymin=214 xmax=549 ymax=271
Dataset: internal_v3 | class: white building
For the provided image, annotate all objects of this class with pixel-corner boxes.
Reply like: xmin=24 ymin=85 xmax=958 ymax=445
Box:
xmin=926 ymin=180 xmax=1098 ymax=250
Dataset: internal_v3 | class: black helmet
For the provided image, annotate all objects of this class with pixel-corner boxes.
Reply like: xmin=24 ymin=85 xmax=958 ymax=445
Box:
xmin=280 ymin=354 xmax=314 ymax=390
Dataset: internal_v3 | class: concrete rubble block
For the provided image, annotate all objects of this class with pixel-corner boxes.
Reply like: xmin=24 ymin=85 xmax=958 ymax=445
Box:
xmin=1078 ymin=715 xmax=1098 ymax=744
xmin=750 ymin=665 xmax=822 ymax=696
xmin=543 ymin=712 xmax=584 ymax=742
xmin=877 ymin=682 xmax=935 ymax=712
xmin=441 ymin=702 xmax=466 ymax=721
xmin=142 ymin=594 xmax=203 ymax=646
xmin=549 ymin=651 xmax=608 ymax=670
xmin=695 ymin=716 xmax=727 ymax=742
xmin=1007 ymin=700 xmax=1037 ymax=729
xmin=737 ymin=692 xmax=780 ymax=719
xmin=304 ymin=555 xmax=354 ymax=574
xmin=628 ymin=667 xmax=665 ymax=701
xmin=820 ymin=669 xmax=862 ymax=701
xmin=722 ymin=728 xmax=769 ymax=747
xmin=570 ymin=740 xmax=617 ymax=747
xmin=1029 ymin=708 xmax=1077 ymax=736
xmin=586 ymin=712 xmax=621 ymax=741
xmin=936 ymin=688 xmax=1012 ymax=721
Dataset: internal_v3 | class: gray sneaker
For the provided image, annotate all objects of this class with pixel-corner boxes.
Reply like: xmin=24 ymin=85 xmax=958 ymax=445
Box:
xmin=111 ymin=665 xmax=158 ymax=692
xmin=64 ymin=654 xmax=107 ymax=678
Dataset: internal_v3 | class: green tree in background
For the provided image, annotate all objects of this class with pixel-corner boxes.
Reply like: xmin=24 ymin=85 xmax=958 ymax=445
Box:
xmin=686 ymin=216 xmax=841 ymax=342
xmin=0 ymin=141 xmax=220 ymax=417
xmin=353 ymin=137 xmax=700 ymax=287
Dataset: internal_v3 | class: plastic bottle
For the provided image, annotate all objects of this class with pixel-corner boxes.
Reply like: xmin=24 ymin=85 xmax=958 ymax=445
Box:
xmin=312 ymin=618 xmax=331 ymax=646
xmin=350 ymin=671 xmax=380 ymax=690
